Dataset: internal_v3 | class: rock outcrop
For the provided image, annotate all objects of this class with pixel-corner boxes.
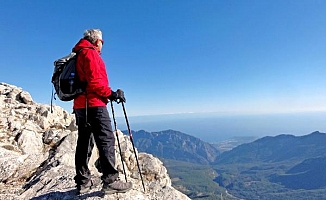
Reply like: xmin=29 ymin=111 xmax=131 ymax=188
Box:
xmin=0 ymin=82 xmax=190 ymax=200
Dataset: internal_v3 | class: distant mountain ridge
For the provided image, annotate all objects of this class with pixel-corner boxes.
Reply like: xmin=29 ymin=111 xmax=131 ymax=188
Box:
xmin=215 ymin=131 xmax=326 ymax=164
xmin=270 ymin=156 xmax=326 ymax=189
xmin=126 ymin=129 xmax=220 ymax=165
xmin=119 ymin=128 xmax=326 ymax=198
xmin=127 ymin=129 xmax=326 ymax=166
xmin=213 ymin=131 xmax=326 ymax=198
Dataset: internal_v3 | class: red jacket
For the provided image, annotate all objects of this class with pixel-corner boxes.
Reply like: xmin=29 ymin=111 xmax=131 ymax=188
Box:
xmin=72 ymin=39 xmax=112 ymax=109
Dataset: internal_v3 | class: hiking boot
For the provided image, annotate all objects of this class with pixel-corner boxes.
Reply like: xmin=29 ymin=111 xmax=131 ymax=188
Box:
xmin=76 ymin=178 xmax=101 ymax=195
xmin=101 ymin=180 xmax=133 ymax=195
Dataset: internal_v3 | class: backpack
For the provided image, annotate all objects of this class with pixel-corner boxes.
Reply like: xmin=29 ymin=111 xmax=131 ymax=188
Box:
xmin=51 ymin=48 xmax=89 ymax=102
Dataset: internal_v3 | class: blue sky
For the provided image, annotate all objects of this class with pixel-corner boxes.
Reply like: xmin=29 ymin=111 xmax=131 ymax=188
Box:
xmin=1 ymin=1 xmax=326 ymax=117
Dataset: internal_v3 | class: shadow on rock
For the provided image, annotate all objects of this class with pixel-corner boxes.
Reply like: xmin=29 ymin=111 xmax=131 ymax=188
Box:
xmin=29 ymin=189 xmax=104 ymax=200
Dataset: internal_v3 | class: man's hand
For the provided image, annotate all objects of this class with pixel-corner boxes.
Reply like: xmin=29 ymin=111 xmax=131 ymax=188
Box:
xmin=108 ymin=89 xmax=126 ymax=103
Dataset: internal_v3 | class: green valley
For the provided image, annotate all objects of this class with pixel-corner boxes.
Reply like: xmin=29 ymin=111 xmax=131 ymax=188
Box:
xmin=131 ymin=130 xmax=326 ymax=200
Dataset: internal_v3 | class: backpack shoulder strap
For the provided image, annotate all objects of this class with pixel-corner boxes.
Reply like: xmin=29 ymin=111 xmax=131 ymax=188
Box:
xmin=76 ymin=47 xmax=95 ymax=54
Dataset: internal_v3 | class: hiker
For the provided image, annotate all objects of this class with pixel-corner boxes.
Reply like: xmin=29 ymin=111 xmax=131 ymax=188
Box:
xmin=72 ymin=29 xmax=132 ymax=195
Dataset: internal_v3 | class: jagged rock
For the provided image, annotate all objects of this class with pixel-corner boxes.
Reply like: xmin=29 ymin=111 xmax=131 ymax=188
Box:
xmin=0 ymin=144 xmax=47 ymax=185
xmin=19 ymin=91 xmax=33 ymax=105
xmin=0 ymin=147 xmax=26 ymax=182
xmin=7 ymin=86 xmax=22 ymax=101
xmin=39 ymin=116 xmax=50 ymax=130
xmin=0 ymin=116 xmax=8 ymax=130
xmin=0 ymin=82 xmax=191 ymax=200
xmin=43 ymin=130 xmax=55 ymax=145
xmin=17 ymin=129 xmax=43 ymax=155
xmin=67 ymin=118 xmax=78 ymax=132
xmin=18 ymin=130 xmax=189 ymax=200
xmin=0 ymin=84 xmax=9 ymax=94
xmin=5 ymin=153 xmax=48 ymax=185
xmin=7 ymin=116 xmax=22 ymax=132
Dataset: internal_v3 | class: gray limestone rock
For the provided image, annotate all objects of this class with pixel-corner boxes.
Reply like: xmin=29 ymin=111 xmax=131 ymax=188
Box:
xmin=0 ymin=82 xmax=191 ymax=200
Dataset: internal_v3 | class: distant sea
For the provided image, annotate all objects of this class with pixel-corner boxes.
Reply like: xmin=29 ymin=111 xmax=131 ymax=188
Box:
xmin=115 ymin=112 xmax=326 ymax=143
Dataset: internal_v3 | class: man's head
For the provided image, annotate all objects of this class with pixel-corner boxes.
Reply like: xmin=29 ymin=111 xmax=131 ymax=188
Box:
xmin=83 ymin=29 xmax=104 ymax=52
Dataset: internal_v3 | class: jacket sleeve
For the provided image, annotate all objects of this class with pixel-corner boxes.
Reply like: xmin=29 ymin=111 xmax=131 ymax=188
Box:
xmin=82 ymin=49 xmax=113 ymax=98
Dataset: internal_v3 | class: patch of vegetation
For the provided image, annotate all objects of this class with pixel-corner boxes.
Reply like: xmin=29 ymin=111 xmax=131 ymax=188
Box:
xmin=162 ymin=159 xmax=237 ymax=200
xmin=163 ymin=158 xmax=326 ymax=200
xmin=212 ymin=161 xmax=326 ymax=200
xmin=134 ymin=130 xmax=326 ymax=199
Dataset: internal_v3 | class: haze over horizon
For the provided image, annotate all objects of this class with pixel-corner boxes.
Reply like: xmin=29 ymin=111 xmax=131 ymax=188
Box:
xmin=114 ymin=111 xmax=326 ymax=142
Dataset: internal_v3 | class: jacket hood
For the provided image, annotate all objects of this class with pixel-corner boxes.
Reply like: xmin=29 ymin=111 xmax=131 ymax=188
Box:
xmin=72 ymin=39 xmax=97 ymax=52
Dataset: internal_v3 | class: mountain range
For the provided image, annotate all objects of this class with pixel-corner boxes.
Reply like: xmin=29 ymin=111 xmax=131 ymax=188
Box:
xmin=129 ymin=129 xmax=326 ymax=199
xmin=214 ymin=132 xmax=326 ymax=199
xmin=215 ymin=131 xmax=326 ymax=164
xmin=124 ymin=129 xmax=220 ymax=165
xmin=130 ymin=129 xmax=326 ymax=166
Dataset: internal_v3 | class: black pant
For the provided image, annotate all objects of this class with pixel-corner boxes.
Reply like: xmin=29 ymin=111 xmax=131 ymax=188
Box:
xmin=74 ymin=106 xmax=118 ymax=186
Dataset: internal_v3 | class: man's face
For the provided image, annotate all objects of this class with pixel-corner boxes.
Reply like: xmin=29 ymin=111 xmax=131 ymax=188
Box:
xmin=96 ymin=39 xmax=104 ymax=52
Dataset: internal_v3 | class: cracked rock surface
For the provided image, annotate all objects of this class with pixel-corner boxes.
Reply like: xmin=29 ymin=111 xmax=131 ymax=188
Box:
xmin=0 ymin=82 xmax=190 ymax=200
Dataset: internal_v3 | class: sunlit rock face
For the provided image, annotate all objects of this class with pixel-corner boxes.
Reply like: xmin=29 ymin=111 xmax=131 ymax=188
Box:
xmin=0 ymin=82 xmax=191 ymax=200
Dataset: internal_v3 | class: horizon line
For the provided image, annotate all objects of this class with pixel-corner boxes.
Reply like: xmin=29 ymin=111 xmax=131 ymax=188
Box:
xmin=116 ymin=109 xmax=326 ymax=118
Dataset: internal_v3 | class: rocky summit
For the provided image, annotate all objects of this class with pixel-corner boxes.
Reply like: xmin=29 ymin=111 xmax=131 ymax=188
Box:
xmin=0 ymin=82 xmax=190 ymax=200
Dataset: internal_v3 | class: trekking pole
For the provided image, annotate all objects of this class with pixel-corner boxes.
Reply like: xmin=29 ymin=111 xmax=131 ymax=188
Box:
xmin=121 ymin=102 xmax=146 ymax=192
xmin=110 ymin=101 xmax=127 ymax=182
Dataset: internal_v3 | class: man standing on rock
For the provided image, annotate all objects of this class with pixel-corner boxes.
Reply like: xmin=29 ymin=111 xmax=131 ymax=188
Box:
xmin=72 ymin=29 xmax=132 ymax=195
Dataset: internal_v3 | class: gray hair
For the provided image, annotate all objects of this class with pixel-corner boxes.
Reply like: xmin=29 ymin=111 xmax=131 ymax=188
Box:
xmin=83 ymin=29 xmax=103 ymax=44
